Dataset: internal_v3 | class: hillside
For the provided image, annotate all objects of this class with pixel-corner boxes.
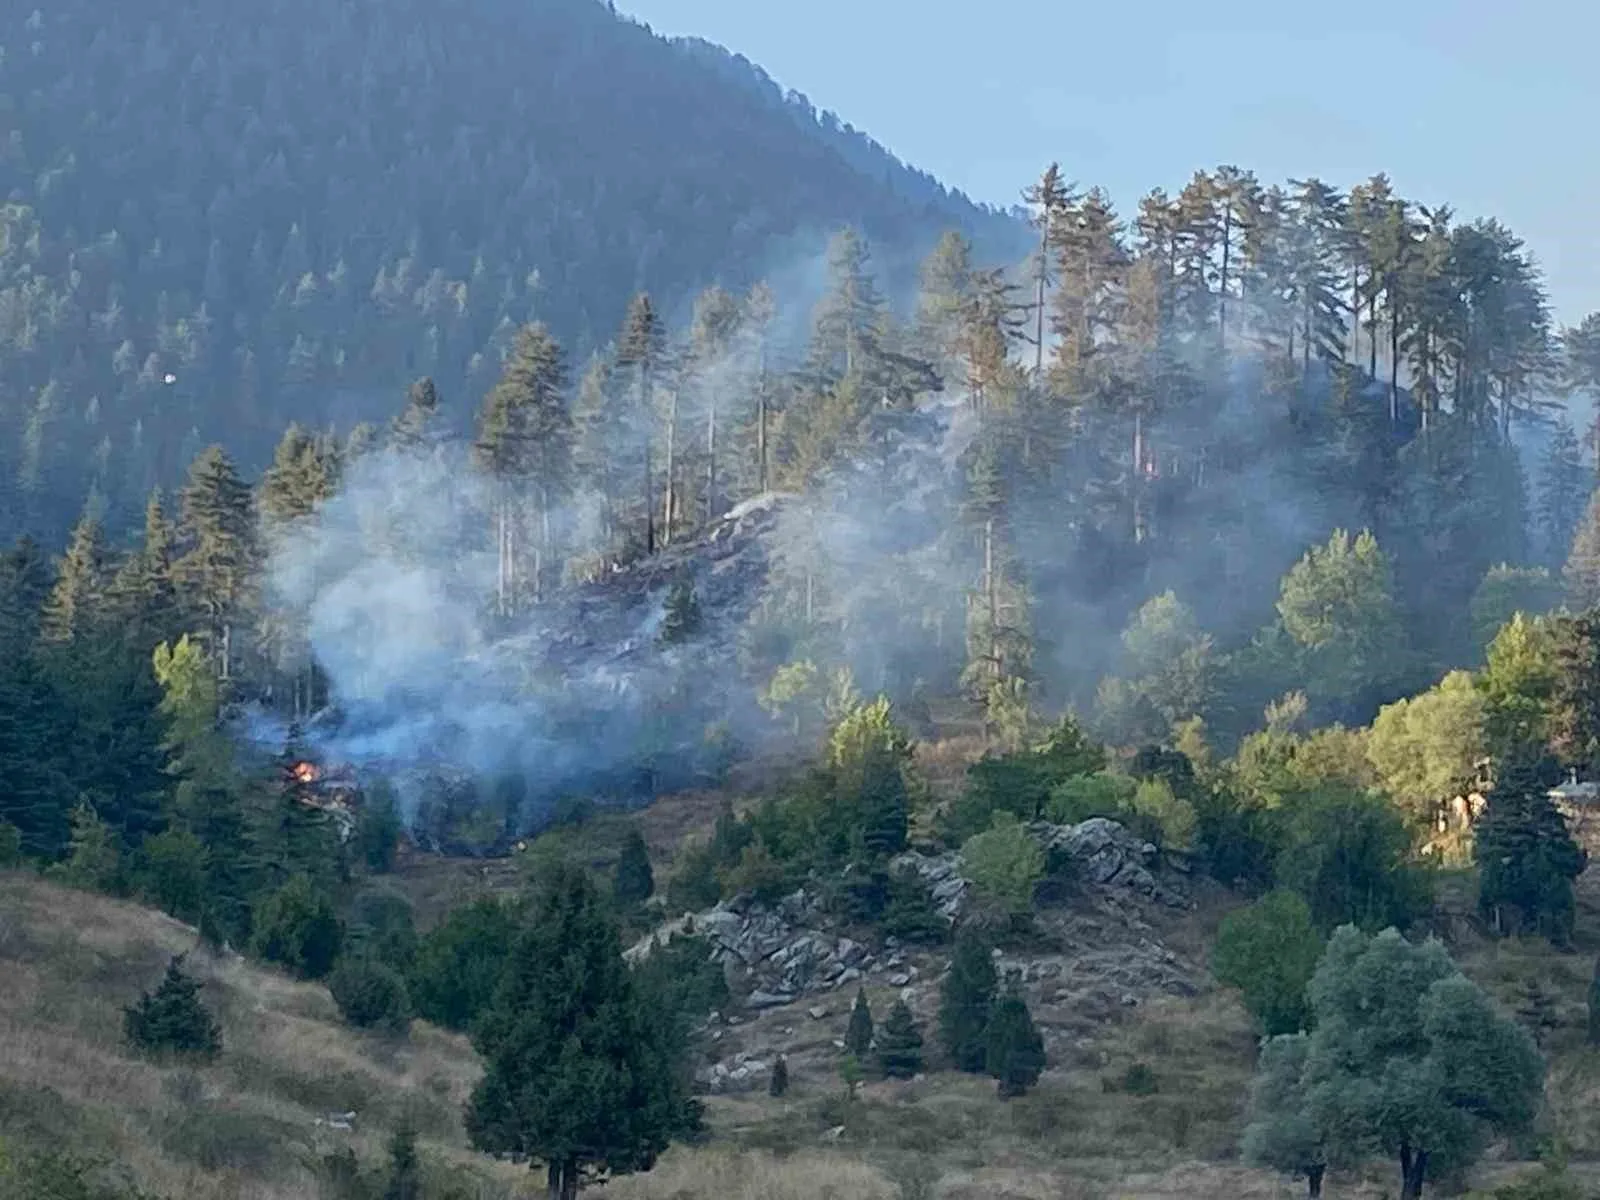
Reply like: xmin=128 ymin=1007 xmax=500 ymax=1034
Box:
xmin=0 ymin=0 xmax=1024 ymax=543
xmin=8 ymin=822 xmax=1600 ymax=1200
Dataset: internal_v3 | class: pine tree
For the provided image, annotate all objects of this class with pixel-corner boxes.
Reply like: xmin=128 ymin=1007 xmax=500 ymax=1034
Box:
xmin=875 ymin=999 xmax=925 ymax=1079
xmin=845 ymin=987 xmax=874 ymax=1059
xmin=1539 ymin=420 xmax=1591 ymax=569
xmin=175 ymin=446 xmax=256 ymax=680
xmin=383 ymin=1117 xmax=422 ymax=1200
xmin=391 ymin=377 xmax=443 ymax=450
xmin=658 ymin=575 xmax=702 ymax=646
xmin=616 ymin=294 xmax=665 ymax=557
xmin=466 ymin=864 xmax=697 ymax=1200
xmin=768 ymin=1052 xmax=789 ymax=1097
xmin=123 ymin=954 xmax=222 ymax=1060
xmin=613 ymin=827 xmax=654 ymax=907
xmin=106 ymin=490 xmax=182 ymax=649
xmin=475 ymin=323 xmax=574 ymax=608
xmin=40 ymin=507 xmax=107 ymax=644
xmin=1475 ymin=748 xmax=1586 ymax=946
xmin=685 ymin=286 xmax=743 ymax=529
xmin=984 ymin=981 xmax=1046 ymax=1098
xmin=939 ymin=926 xmax=998 ymax=1072
xmin=1563 ymin=486 xmax=1600 ymax=610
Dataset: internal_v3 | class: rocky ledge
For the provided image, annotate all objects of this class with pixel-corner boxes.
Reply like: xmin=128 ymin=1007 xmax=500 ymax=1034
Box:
xmin=627 ymin=815 xmax=1192 ymax=1012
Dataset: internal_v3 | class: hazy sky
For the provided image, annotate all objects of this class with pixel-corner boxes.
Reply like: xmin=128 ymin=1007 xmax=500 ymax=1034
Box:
xmin=621 ymin=0 xmax=1598 ymax=327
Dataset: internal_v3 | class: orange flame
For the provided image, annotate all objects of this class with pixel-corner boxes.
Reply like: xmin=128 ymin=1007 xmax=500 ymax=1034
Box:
xmin=291 ymin=761 xmax=320 ymax=785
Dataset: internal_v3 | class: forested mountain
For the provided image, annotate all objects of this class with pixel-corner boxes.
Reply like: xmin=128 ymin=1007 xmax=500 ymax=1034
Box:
xmin=0 ymin=0 xmax=1022 ymax=544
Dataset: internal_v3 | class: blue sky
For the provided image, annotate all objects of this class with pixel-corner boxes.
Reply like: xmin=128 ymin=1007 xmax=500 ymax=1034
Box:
xmin=621 ymin=0 xmax=1598 ymax=327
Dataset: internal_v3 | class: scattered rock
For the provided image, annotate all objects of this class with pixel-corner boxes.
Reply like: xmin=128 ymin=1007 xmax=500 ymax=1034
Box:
xmin=807 ymin=1006 xmax=829 ymax=1021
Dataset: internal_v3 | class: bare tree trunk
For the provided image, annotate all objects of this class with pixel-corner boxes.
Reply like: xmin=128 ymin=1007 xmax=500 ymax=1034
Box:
xmin=1132 ymin=410 xmax=1146 ymax=544
xmin=985 ymin=516 xmax=999 ymax=687
xmin=705 ymin=388 xmax=718 ymax=525
xmin=662 ymin=387 xmax=678 ymax=545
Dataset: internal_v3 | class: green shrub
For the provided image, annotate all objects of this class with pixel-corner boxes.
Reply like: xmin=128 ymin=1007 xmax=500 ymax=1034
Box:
xmin=1211 ymin=889 xmax=1323 ymax=1035
xmin=407 ymin=895 xmax=519 ymax=1031
xmin=1044 ymin=772 xmax=1136 ymax=825
xmin=329 ymin=956 xmax=412 ymax=1033
xmin=134 ymin=829 xmax=208 ymax=924
xmin=880 ymin=869 xmax=948 ymax=944
xmin=124 ymin=955 xmax=221 ymax=1061
xmin=961 ymin=812 xmax=1044 ymax=918
xmin=251 ymin=875 xmax=344 ymax=979
xmin=347 ymin=887 xmax=418 ymax=970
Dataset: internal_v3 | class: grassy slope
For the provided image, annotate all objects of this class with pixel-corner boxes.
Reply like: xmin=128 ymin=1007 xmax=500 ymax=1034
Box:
xmin=7 ymin=837 xmax=1600 ymax=1198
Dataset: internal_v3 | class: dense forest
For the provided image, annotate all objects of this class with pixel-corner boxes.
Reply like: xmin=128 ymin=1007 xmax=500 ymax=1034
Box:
xmin=0 ymin=0 xmax=1022 ymax=544
xmin=8 ymin=143 xmax=1600 ymax=851
xmin=8 ymin=8 xmax=1600 ymax=1195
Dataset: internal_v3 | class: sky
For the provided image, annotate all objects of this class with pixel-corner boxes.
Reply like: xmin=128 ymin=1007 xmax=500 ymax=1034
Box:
xmin=621 ymin=0 xmax=1599 ymax=328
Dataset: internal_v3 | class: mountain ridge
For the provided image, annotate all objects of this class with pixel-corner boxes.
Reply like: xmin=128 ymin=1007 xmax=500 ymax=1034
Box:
xmin=0 ymin=0 xmax=1026 ymax=543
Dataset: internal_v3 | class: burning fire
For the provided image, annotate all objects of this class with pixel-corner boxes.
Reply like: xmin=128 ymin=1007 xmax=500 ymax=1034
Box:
xmin=290 ymin=761 xmax=320 ymax=785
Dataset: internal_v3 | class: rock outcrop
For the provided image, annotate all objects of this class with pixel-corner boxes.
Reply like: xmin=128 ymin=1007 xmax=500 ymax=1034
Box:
xmin=630 ymin=816 xmax=1194 ymax=1016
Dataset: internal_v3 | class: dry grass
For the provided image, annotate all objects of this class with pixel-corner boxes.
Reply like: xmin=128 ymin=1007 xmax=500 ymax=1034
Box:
xmin=0 ymin=870 xmax=531 ymax=1199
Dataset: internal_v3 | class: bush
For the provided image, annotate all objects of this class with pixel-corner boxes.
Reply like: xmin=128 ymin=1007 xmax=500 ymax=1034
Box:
xmin=1044 ymin=771 xmax=1137 ymax=825
xmin=876 ymin=1000 xmax=925 ymax=1079
xmin=768 ymin=1054 xmax=789 ymax=1097
xmin=347 ymin=887 xmax=418 ymax=971
xmin=1211 ymin=889 xmax=1323 ymax=1035
xmin=880 ymin=869 xmax=948 ymax=944
xmin=719 ymin=840 xmax=791 ymax=905
xmin=0 ymin=821 xmax=23 ymax=867
xmin=124 ymin=955 xmax=221 ymax=1061
xmin=1129 ymin=778 xmax=1197 ymax=852
xmin=1276 ymin=785 xmax=1433 ymax=932
xmin=251 ymin=875 xmax=344 ymax=979
xmin=984 ymin=984 xmax=1045 ymax=1098
xmin=134 ymin=830 xmax=208 ymax=924
xmin=329 ymin=956 xmax=411 ymax=1034
xmin=631 ymin=931 xmax=729 ymax=1036
xmin=407 ymin=895 xmax=519 ymax=1031
xmin=961 ymin=812 xmax=1044 ymax=918
xmin=613 ymin=827 xmax=655 ymax=907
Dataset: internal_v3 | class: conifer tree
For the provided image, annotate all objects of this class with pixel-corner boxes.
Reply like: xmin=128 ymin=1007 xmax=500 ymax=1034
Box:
xmin=1563 ymin=486 xmax=1600 ymax=611
xmin=40 ymin=507 xmax=108 ymax=645
xmin=658 ymin=575 xmax=702 ymax=646
xmin=106 ymin=490 xmax=182 ymax=650
xmin=742 ymin=282 xmax=777 ymax=496
xmin=1539 ymin=420 xmax=1590 ymax=570
xmin=939 ymin=926 xmax=998 ymax=1072
xmin=616 ymin=294 xmax=665 ymax=557
xmin=768 ymin=1052 xmax=789 ymax=1097
xmin=686 ymin=286 xmax=742 ymax=529
xmin=613 ymin=827 xmax=654 ymax=907
xmin=984 ymin=980 xmax=1046 ymax=1098
xmin=466 ymin=864 xmax=696 ymax=1200
xmin=123 ymin=954 xmax=222 ymax=1060
xmin=175 ymin=446 xmax=256 ymax=680
xmin=1475 ymin=748 xmax=1586 ymax=945
xmin=845 ymin=987 xmax=874 ymax=1059
xmin=875 ymin=999 xmax=925 ymax=1079
xmin=475 ymin=323 xmax=574 ymax=608
xmin=391 ymin=377 xmax=443 ymax=450
xmin=1021 ymin=164 xmax=1075 ymax=374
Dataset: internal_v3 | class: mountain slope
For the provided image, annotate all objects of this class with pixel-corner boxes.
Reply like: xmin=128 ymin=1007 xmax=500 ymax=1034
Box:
xmin=0 ymin=0 xmax=1024 ymax=543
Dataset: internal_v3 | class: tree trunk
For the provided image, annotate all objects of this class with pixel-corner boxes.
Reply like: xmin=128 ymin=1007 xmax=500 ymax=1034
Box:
xmin=662 ymin=388 xmax=677 ymax=545
xmin=705 ymin=387 xmax=717 ymax=526
xmin=1399 ymin=1145 xmax=1429 ymax=1200
xmin=985 ymin=516 xmax=999 ymax=689
xmin=1388 ymin=304 xmax=1401 ymax=426
xmin=1306 ymin=1164 xmax=1324 ymax=1198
